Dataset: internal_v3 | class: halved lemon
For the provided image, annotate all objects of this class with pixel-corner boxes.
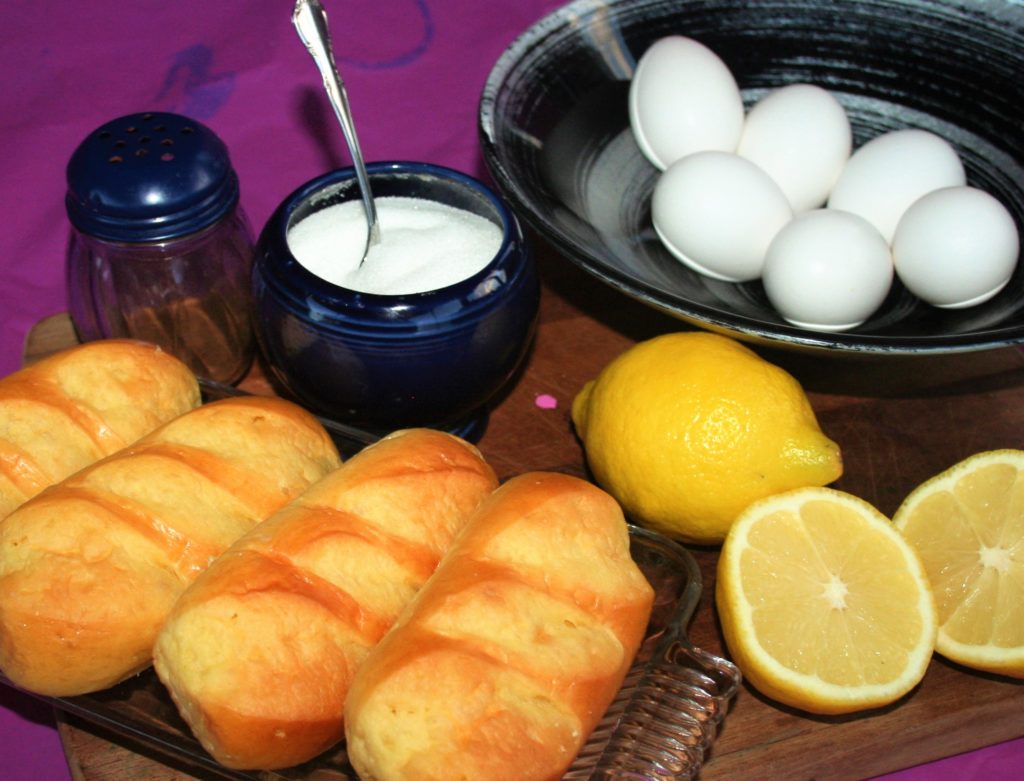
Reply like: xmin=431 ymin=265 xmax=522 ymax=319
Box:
xmin=893 ymin=449 xmax=1024 ymax=679
xmin=716 ymin=487 xmax=937 ymax=715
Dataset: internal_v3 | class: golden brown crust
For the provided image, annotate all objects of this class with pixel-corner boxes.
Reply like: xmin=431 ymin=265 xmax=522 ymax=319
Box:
xmin=344 ymin=471 xmax=655 ymax=781
xmin=0 ymin=396 xmax=341 ymax=696
xmin=153 ymin=428 xmax=499 ymax=770
xmin=0 ymin=339 xmax=201 ymax=517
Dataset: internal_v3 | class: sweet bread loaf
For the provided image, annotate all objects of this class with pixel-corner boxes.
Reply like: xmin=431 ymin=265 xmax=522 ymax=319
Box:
xmin=344 ymin=471 xmax=655 ymax=781
xmin=0 ymin=339 xmax=200 ymax=518
xmin=0 ymin=396 xmax=340 ymax=696
xmin=153 ymin=427 xmax=499 ymax=770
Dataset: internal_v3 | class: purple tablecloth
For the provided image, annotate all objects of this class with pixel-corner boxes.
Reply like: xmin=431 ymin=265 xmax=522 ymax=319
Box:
xmin=0 ymin=1 xmax=1021 ymax=779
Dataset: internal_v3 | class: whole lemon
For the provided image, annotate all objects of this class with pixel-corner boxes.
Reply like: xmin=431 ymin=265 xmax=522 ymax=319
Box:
xmin=571 ymin=332 xmax=842 ymax=545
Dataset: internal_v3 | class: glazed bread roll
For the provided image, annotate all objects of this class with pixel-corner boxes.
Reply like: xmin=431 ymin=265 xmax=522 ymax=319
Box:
xmin=0 ymin=339 xmax=200 ymax=518
xmin=154 ymin=428 xmax=499 ymax=770
xmin=0 ymin=396 xmax=341 ymax=697
xmin=344 ymin=471 xmax=655 ymax=781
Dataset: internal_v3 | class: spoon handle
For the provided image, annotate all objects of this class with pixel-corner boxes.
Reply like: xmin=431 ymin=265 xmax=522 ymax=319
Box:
xmin=293 ymin=0 xmax=381 ymax=251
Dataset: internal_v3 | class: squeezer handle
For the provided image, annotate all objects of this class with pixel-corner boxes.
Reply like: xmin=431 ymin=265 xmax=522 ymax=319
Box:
xmin=567 ymin=638 xmax=741 ymax=780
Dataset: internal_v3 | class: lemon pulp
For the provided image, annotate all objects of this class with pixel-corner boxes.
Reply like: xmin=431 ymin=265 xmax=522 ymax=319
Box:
xmin=894 ymin=449 xmax=1024 ymax=678
xmin=717 ymin=487 xmax=937 ymax=714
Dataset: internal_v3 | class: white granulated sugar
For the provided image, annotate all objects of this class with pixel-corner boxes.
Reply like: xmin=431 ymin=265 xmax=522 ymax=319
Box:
xmin=287 ymin=195 xmax=503 ymax=295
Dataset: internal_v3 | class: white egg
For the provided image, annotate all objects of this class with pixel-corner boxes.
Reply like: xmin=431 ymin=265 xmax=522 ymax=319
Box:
xmin=827 ymin=129 xmax=966 ymax=243
xmin=628 ymin=35 xmax=745 ymax=171
xmin=762 ymin=209 xmax=893 ymax=331
xmin=736 ymin=84 xmax=852 ymax=213
xmin=652 ymin=151 xmax=793 ymax=282
xmin=892 ymin=186 xmax=1019 ymax=308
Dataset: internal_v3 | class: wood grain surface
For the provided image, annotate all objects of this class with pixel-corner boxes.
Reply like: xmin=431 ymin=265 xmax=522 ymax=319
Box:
xmin=29 ymin=242 xmax=1024 ymax=780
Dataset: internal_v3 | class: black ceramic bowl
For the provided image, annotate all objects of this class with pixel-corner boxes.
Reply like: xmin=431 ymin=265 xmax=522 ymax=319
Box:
xmin=479 ymin=0 xmax=1024 ymax=354
xmin=252 ymin=162 xmax=539 ymax=438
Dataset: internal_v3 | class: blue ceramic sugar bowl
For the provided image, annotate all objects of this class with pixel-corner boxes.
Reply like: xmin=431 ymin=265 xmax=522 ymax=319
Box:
xmin=251 ymin=161 xmax=540 ymax=439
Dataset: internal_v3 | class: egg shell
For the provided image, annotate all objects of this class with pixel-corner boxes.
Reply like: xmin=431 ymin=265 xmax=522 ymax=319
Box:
xmin=628 ymin=35 xmax=745 ymax=171
xmin=827 ymin=129 xmax=966 ymax=243
xmin=762 ymin=209 xmax=893 ymax=331
xmin=892 ymin=186 xmax=1020 ymax=308
xmin=737 ymin=83 xmax=852 ymax=213
xmin=652 ymin=151 xmax=793 ymax=282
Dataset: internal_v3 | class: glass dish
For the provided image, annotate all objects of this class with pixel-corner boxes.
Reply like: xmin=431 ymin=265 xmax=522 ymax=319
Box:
xmin=1 ymin=524 xmax=739 ymax=781
xmin=479 ymin=0 xmax=1024 ymax=355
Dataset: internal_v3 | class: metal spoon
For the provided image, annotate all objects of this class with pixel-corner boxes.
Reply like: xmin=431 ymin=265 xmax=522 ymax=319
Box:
xmin=293 ymin=0 xmax=380 ymax=265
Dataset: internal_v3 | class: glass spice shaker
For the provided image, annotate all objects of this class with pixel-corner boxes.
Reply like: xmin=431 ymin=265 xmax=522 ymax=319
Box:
xmin=65 ymin=111 xmax=255 ymax=385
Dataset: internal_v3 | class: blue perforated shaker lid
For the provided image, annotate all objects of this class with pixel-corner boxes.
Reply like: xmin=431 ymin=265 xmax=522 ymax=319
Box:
xmin=65 ymin=112 xmax=240 ymax=243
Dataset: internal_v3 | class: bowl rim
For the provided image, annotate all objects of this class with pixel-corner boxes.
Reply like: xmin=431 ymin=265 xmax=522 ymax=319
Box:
xmin=257 ymin=160 xmax=529 ymax=310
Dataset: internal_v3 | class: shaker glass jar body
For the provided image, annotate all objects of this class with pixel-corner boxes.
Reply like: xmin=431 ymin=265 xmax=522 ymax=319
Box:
xmin=66 ymin=208 xmax=255 ymax=384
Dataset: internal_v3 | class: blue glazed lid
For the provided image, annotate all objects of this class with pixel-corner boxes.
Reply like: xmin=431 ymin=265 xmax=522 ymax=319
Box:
xmin=65 ymin=112 xmax=240 ymax=243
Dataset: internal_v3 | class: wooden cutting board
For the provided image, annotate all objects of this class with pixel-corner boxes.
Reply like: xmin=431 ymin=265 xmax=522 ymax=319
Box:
xmin=29 ymin=245 xmax=1024 ymax=780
